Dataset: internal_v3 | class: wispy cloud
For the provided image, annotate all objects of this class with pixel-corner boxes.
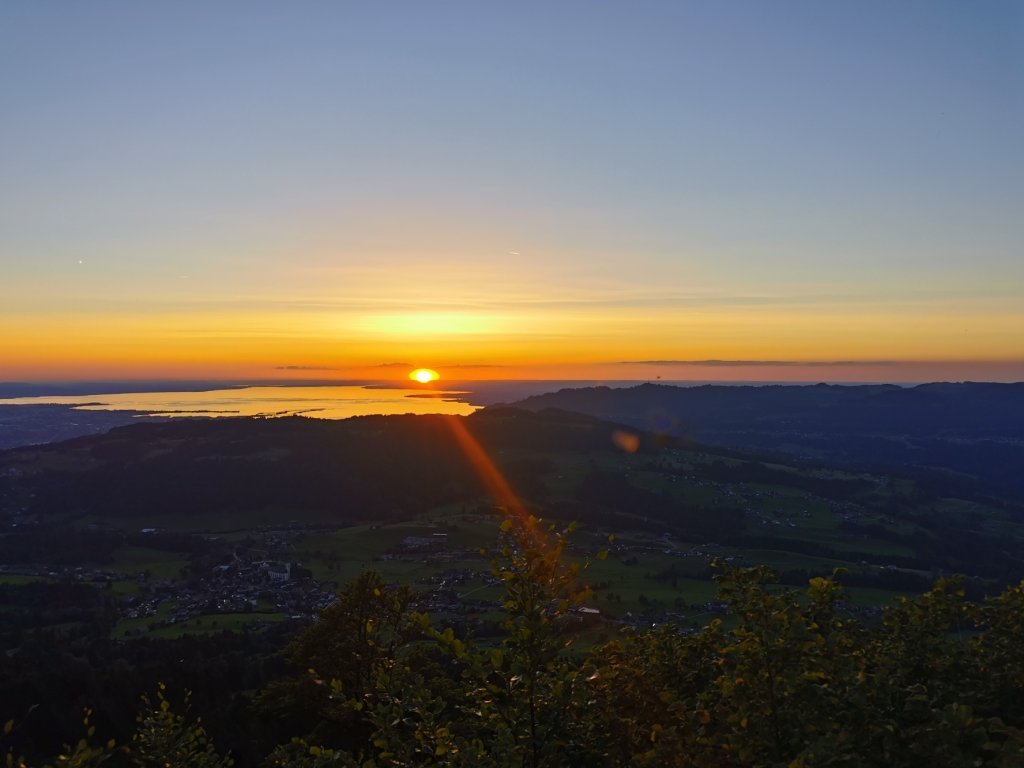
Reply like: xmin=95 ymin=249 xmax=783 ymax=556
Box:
xmin=617 ymin=360 xmax=898 ymax=367
xmin=374 ymin=362 xmax=505 ymax=370
xmin=36 ymin=285 xmax=1020 ymax=317
xmin=274 ymin=365 xmax=339 ymax=371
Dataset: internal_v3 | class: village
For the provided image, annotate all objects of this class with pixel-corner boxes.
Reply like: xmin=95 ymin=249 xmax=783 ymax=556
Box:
xmin=0 ymin=465 xmax=904 ymax=641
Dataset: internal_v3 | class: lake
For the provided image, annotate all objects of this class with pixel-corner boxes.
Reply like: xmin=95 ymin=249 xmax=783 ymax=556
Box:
xmin=0 ymin=385 xmax=480 ymax=419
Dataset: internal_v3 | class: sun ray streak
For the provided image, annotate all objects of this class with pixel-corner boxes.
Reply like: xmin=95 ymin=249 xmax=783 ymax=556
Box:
xmin=443 ymin=416 xmax=547 ymax=549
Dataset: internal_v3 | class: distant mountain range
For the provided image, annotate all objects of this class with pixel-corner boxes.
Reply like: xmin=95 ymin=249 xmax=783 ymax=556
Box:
xmin=509 ymin=382 xmax=1024 ymax=499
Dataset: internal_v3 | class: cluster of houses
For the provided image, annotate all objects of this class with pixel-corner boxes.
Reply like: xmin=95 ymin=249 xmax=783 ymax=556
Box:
xmin=119 ymin=554 xmax=334 ymax=633
xmin=378 ymin=533 xmax=487 ymax=566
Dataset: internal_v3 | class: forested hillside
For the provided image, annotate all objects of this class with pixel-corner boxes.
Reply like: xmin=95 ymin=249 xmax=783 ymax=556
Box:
xmin=4 ymin=517 xmax=1024 ymax=767
xmin=512 ymin=383 xmax=1024 ymax=498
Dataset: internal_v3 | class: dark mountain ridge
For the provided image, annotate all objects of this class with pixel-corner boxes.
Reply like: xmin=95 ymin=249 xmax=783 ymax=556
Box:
xmin=510 ymin=381 xmax=1024 ymax=498
xmin=0 ymin=409 xmax=639 ymax=525
xmin=512 ymin=381 xmax=1024 ymax=435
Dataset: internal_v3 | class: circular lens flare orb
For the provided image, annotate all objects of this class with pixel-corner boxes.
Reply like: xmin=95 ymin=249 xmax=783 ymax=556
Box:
xmin=409 ymin=368 xmax=440 ymax=384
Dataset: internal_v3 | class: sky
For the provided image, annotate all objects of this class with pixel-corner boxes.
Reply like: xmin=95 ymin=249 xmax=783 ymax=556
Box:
xmin=1 ymin=1 xmax=1022 ymax=383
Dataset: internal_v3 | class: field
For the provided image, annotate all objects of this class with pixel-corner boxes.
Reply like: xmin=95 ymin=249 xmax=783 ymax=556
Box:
xmin=106 ymin=546 xmax=189 ymax=579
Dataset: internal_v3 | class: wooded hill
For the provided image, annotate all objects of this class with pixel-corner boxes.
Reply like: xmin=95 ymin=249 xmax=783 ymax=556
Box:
xmin=511 ymin=382 xmax=1024 ymax=499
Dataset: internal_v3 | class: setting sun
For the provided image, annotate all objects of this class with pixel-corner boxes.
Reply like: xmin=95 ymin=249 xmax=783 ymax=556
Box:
xmin=409 ymin=368 xmax=440 ymax=384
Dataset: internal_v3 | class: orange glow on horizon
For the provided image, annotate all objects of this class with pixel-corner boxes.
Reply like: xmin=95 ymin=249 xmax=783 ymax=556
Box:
xmin=2 ymin=302 xmax=1023 ymax=383
xmin=3 ymin=357 xmax=1024 ymax=385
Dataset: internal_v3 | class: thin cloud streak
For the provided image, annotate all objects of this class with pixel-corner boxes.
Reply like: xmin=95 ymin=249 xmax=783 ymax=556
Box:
xmin=618 ymin=360 xmax=900 ymax=367
xmin=274 ymin=365 xmax=339 ymax=371
xmin=13 ymin=287 xmax=1021 ymax=316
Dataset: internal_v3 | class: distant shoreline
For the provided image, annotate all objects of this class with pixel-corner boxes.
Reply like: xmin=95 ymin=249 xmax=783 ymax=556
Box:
xmin=0 ymin=378 xmax=941 ymax=403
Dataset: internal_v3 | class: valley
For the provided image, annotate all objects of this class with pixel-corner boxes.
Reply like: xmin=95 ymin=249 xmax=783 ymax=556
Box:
xmin=3 ymin=408 xmax=1022 ymax=646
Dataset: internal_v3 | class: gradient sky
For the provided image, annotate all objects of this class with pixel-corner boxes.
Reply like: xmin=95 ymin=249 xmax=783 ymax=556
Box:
xmin=2 ymin=1 xmax=1021 ymax=383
